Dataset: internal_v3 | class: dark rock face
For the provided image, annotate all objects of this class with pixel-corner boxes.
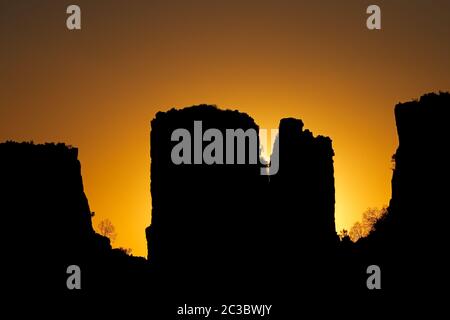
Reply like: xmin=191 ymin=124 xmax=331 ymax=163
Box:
xmin=357 ymin=92 xmax=450 ymax=298
xmin=0 ymin=142 xmax=111 ymax=293
xmin=0 ymin=142 xmax=149 ymax=298
xmin=270 ymin=118 xmax=337 ymax=255
xmin=384 ymin=92 xmax=450 ymax=291
xmin=1 ymin=143 xmax=95 ymax=242
xmin=146 ymin=106 xmax=269 ymax=290
xmin=146 ymin=105 xmax=338 ymax=297
xmin=390 ymin=92 xmax=450 ymax=239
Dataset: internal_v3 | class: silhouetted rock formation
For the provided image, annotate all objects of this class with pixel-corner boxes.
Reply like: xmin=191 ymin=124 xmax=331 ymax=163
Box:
xmin=357 ymin=92 xmax=450 ymax=299
xmin=146 ymin=105 xmax=270 ymax=295
xmin=146 ymin=105 xmax=338 ymax=300
xmin=270 ymin=118 xmax=337 ymax=253
xmin=4 ymin=93 xmax=448 ymax=312
xmin=0 ymin=143 xmax=105 ymax=291
xmin=267 ymin=118 xmax=339 ymax=294
xmin=386 ymin=92 xmax=449 ymax=291
xmin=390 ymin=92 xmax=450 ymax=240
xmin=0 ymin=142 xmax=148 ymax=298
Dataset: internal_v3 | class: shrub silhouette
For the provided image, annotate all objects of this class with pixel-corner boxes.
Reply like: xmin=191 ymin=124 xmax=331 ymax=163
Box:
xmin=349 ymin=207 xmax=387 ymax=242
xmin=98 ymin=218 xmax=117 ymax=243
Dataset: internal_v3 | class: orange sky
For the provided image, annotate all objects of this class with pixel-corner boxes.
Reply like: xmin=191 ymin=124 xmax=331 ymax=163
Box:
xmin=1 ymin=1 xmax=449 ymax=257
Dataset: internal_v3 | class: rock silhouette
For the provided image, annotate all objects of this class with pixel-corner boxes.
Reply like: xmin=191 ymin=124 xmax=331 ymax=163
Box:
xmin=0 ymin=142 xmax=148 ymax=301
xmin=358 ymin=92 xmax=450 ymax=298
xmin=146 ymin=105 xmax=339 ymax=305
xmin=269 ymin=118 xmax=338 ymax=254
xmin=390 ymin=92 xmax=450 ymax=242
xmin=146 ymin=105 xmax=270 ymax=296
xmin=1 ymin=92 xmax=448 ymax=314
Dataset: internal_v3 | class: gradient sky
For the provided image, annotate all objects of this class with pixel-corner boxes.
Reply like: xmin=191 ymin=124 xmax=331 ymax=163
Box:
xmin=1 ymin=0 xmax=449 ymax=257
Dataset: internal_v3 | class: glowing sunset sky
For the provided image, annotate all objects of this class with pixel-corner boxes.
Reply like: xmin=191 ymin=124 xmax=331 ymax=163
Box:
xmin=1 ymin=0 xmax=449 ymax=257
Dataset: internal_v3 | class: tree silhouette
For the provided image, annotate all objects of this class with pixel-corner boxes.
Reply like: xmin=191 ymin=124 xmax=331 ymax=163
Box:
xmin=349 ymin=207 xmax=387 ymax=242
xmin=117 ymin=247 xmax=132 ymax=255
xmin=338 ymin=229 xmax=349 ymax=241
xmin=349 ymin=222 xmax=364 ymax=242
xmin=98 ymin=219 xmax=117 ymax=243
